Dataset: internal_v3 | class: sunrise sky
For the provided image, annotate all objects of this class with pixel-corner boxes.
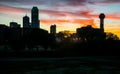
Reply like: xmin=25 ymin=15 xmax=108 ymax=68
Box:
xmin=0 ymin=0 xmax=120 ymax=37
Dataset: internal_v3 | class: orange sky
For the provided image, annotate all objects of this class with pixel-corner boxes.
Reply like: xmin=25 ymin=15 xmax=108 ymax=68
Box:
xmin=0 ymin=0 xmax=120 ymax=38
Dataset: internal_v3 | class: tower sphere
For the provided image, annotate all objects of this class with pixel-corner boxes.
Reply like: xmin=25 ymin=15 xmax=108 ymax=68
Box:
xmin=99 ymin=13 xmax=105 ymax=19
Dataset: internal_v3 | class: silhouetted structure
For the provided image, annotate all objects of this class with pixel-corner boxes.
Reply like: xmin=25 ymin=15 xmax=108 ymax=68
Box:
xmin=9 ymin=22 xmax=21 ymax=42
xmin=76 ymin=13 xmax=106 ymax=42
xmin=2 ymin=5 xmax=120 ymax=57
xmin=10 ymin=22 xmax=20 ymax=28
xmin=99 ymin=13 xmax=105 ymax=33
xmin=50 ymin=24 xmax=56 ymax=35
xmin=0 ymin=24 xmax=9 ymax=44
xmin=31 ymin=6 xmax=39 ymax=28
xmin=77 ymin=25 xmax=105 ymax=42
xmin=23 ymin=15 xmax=30 ymax=28
xmin=22 ymin=15 xmax=31 ymax=38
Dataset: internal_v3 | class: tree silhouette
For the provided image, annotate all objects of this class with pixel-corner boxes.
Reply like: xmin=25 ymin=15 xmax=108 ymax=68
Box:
xmin=26 ymin=29 xmax=49 ymax=50
xmin=56 ymin=32 xmax=64 ymax=41
xmin=77 ymin=25 xmax=104 ymax=42
xmin=106 ymin=32 xmax=119 ymax=40
xmin=49 ymin=34 xmax=56 ymax=49
xmin=57 ymin=31 xmax=72 ymax=41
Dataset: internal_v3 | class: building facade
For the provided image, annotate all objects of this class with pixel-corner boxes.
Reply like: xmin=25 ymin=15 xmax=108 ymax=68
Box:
xmin=23 ymin=15 xmax=30 ymax=28
xmin=31 ymin=6 xmax=39 ymax=28
xmin=50 ymin=24 xmax=56 ymax=35
xmin=10 ymin=22 xmax=20 ymax=28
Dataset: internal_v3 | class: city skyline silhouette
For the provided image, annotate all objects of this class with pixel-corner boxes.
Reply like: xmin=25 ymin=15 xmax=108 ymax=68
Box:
xmin=0 ymin=1 xmax=120 ymax=74
xmin=0 ymin=0 xmax=120 ymax=37
xmin=0 ymin=6 xmax=119 ymax=53
xmin=0 ymin=6 xmax=119 ymax=40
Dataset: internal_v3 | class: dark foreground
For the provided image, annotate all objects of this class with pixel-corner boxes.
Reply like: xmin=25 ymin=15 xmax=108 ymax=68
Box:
xmin=0 ymin=50 xmax=120 ymax=58
xmin=0 ymin=57 xmax=120 ymax=74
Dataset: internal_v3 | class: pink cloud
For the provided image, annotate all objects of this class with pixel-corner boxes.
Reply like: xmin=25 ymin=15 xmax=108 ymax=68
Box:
xmin=106 ymin=13 xmax=120 ymax=20
xmin=0 ymin=5 xmax=28 ymax=14
xmin=40 ymin=10 xmax=66 ymax=17
xmin=40 ymin=9 xmax=94 ymax=18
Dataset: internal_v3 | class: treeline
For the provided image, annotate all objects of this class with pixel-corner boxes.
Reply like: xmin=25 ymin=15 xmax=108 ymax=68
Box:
xmin=0 ymin=27 xmax=56 ymax=51
xmin=0 ymin=25 xmax=120 ymax=57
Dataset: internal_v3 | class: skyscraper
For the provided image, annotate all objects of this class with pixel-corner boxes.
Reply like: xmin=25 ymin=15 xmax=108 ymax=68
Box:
xmin=23 ymin=15 xmax=30 ymax=28
xmin=99 ymin=13 xmax=105 ymax=32
xmin=50 ymin=24 xmax=56 ymax=35
xmin=31 ymin=6 xmax=39 ymax=28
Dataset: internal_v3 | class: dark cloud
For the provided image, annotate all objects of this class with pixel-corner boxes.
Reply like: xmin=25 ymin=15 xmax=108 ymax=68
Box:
xmin=88 ymin=0 xmax=120 ymax=5
xmin=0 ymin=0 xmax=87 ymax=7
xmin=104 ymin=0 xmax=120 ymax=3
xmin=0 ymin=0 xmax=120 ymax=7
xmin=0 ymin=0 xmax=46 ymax=6
xmin=61 ymin=0 xmax=87 ymax=6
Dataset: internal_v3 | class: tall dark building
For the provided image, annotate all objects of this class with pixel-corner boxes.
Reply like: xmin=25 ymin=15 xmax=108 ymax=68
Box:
xmin=99 ymin=13 xmax=105 ymax=32
xmin=50 ymin=24 xmax=56 ymax=35
xmin=23 ymin=15 xmax=30 ymax=28
xmin=31 ymin=6 xmax=39 ymax=28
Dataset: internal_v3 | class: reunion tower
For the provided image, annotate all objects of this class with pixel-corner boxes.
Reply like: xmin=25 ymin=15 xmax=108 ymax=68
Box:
xmin=99 ymin=13 xmax=105 ymax=33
